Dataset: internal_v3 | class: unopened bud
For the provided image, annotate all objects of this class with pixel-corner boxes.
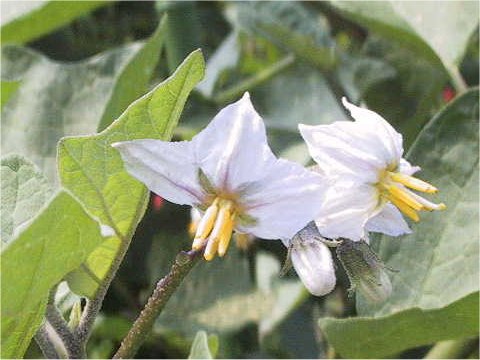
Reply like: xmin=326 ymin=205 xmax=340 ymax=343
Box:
xmin=289 ymin=222 xmax=336 ymax=296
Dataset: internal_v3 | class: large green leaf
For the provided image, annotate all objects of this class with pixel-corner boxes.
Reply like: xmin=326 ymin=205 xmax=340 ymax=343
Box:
xmin=1 ymin=1 xmax=107 ymax=45
xmin=1 ymin=154 xmax=52 ymax=244
xmin=1 ymin=21 xmax=165 ymax=183
xmin=58 ymin=50 xmax=205 ymax=297
xmin=321 ymin=292 xmax=478 ymax=359
xmin=1 ymin=191 xmax=105 ymax=358
xmin=330 ymin=1 xmax=479 ymax=71
xmin=320 ymin=88 xmax=479 ymax=358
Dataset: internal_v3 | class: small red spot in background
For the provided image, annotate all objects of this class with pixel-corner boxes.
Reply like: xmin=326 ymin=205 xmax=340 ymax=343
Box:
xmin=442 ymin=87 xmax=455 ymax=103
xmin=152 ymin=194 xmax=164 ymax=211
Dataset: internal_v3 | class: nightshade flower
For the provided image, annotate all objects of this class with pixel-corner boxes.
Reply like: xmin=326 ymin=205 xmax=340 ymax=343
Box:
xmin=299 ymin=98 xmax=446 ymax=241
xmin=113 ymin=93 xmax=325 ymax=260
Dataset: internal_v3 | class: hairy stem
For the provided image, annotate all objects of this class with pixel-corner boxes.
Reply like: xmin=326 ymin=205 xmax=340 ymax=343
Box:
xmin=34 ymin=325 xmax=61 ymax=359
xmin=113 ymin=249 xmax=201 ymax=359
xmin=213 ymin=54 xmax=295 ymax=105
xmin=424 ymin=338 xmax=478 ymax=359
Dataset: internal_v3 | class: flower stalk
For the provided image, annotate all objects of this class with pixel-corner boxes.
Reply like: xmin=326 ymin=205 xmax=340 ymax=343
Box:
xmin=113 ymin=249 xmax=202 ymax=359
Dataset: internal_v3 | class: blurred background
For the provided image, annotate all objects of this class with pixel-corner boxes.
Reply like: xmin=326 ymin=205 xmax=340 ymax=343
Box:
xmin=1 ymin=1 xmax=478 ymax=358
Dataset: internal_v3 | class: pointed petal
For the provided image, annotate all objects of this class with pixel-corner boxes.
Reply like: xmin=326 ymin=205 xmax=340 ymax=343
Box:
xmin=341 ymin=97 xmax=403 ymax=163
xmin=238 ymin=159 xmax=325 ymax=240
xmin=398 ymin=158 xmax=421 ymax=176
xmin=365 ymin=203 xmax=412 ymax=236
xmin=315 ymin=183 xmax=380 ymax=241
xmin=192 ymin=92 xmax=276 ymax=191
xmin=291 ymin=239 xmax=336 ymax=296
xmin=299 ymin=122 xmax=384 ymax=183
xmin=112 ymin=139 xmax=204 ymax=206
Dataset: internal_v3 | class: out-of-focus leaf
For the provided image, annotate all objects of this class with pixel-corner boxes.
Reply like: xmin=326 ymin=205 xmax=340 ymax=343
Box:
xmin=0 ymin=1 xmax=108 ymax=45
xmin=0 ymin=80 xmax=20 ymax=109
xmin=1 ymin=154 xmax=52 ymax=244
xmin=188 ymin=331 xmax=218 ymax=359
xmin=321 ymin=292 xmax=478 ymax=359
xmin=197 ymin=31 xmax=240 ymax=98
xmin=320 ymin=88 xmax=479 ymax=358
xmin=362 ymin=37 xmax=447 ymax=148
xmin=1 ymin=191 xmax=105 ymax=358
xmin=331 ymin=1 xmax=479 ymax=71
xmin=235 ymin=2 xmax=336 ymax=70
xmin=1 ymin=20 xmax=165 ymax=182
xmin=59 ymin=50 xmax=205 ymax=298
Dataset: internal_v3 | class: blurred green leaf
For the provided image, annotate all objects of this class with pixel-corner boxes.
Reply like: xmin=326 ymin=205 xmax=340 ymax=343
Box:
xmin=1 ymin=20 xmax=165 ymax=182
xmin=0 ymin=80 xmax=20 ymax=109
xmin=188 ymin=331 xmax=218 ymax=359
xmin=320 ymin=88 xmax=479 ymax=358
xmin=59 ymin=50 xmax=205 ymax=298
xmin=1 ymin=191 xmax=105 ymax=358
xmin=235 ymin=2 xmax=336 ymax=70
xmin=331 ymin=1 xmax=479 ymax=71
xmin=321 ymin=292 xmax=478 ymax=358
xmin=0 ymin=1 xmax=108 ymax=45
xmin=1 ymin=154 xmax=52 ymax=244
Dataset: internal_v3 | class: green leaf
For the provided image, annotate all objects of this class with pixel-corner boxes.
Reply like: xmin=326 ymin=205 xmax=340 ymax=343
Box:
xmin=1 ymin=191 xmax=105 ymax=358
xmin=1 ymin=21 xmax=165 ymax=183
xmin=320 ymin=292 xmax=478 ymax=359
xmin=1 ymin=1 xmax=108 ymax=45
xmin=1 ymin=154 xmax=52 ymax=244
xmin=331 ymin=1 xmax=479 ymax=70
xmin=235 ymin=2 xmax=336 ymax=70
xmin=58 ymin=50 xmax=205 ymax=297
xmin=319 ymin=88 xmax=479 ymax=358
xmin=188 ymin=331 xmax=218 ymax=359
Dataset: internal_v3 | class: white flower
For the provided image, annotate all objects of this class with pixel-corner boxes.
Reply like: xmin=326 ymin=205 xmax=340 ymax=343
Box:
xmin=299 ymin=97 xmax=446 ymax=241
xmin=285 ymin=223 xmax=336 ymax=296
xmin=113 ymin=93 xmax=325 ymax=260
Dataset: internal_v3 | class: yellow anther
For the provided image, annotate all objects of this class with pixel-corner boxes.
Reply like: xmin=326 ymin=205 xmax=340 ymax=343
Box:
xmin=386 ymin=194 xmax=420 ymax=222
xmin=203 ymin=200 xmax=236 ymax=261
xmin=218 ymin=213 xmax=236 ymax=257
xmin=192 ymin=199 xmax=219 ymax=250
xmin=386 ymin=184 xmax=424 ymax=211
xmin=407 ymin=191 xmax=447 ymax=212
xmin=389 ymin=172 xmax=438 ymax=193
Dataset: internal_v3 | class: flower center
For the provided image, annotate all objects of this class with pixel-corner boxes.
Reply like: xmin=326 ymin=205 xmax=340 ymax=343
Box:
xmin=191 ymin=197 xmax=237 ymax=261
xmin=377 ymin=170 xmax=446 ymax=222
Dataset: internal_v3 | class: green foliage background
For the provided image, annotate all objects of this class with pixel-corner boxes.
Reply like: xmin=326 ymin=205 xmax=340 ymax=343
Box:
xmin=1 ymin=1 xmax=478 ymax=359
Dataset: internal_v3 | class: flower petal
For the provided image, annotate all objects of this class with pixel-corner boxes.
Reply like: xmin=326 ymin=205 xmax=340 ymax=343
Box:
xmin=315 ymin=182 xmax=380 ymax=241
xmin=398 ymin=158 xmax=421 ymax=176
xmin=291 ymin=238 xmax=336 ymax=296
xmin=365 ymin=203 xmax=412 ymax=236
xmin=341 ymin=97 xmax=404 ymax=164
xmin=238 ymin=159 xmax=325 ymax=240
xmin=192 ymin=92 xmax=276 ymax=192
xmin=112 ymin=139 xmax=204 ymax=206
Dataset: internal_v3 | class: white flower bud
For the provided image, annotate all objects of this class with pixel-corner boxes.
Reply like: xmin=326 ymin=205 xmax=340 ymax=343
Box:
xmin=289 ymin=223 xmax=336 ymax=296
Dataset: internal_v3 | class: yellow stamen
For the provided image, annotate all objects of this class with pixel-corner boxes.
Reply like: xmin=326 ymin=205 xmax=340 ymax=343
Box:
xmin=218 ymin=213 xmax=236 ymax=257
xmin=386 ymin=194 xmax=420 ymax=222
xmin=192 ymin=199 xmax=219 ymax=250
xmin=386 ymin=184 xmax=424 ymax=211
xmin=202 ymin=200 xmax=236 ymax=261
xmin=407 ymin=190 xmax=447 ymax=211
xmin=389 ymin=172 xmax=438 ymax=193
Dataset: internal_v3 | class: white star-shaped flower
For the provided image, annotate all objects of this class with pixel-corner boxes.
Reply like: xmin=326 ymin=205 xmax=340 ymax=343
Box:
xmin=113 ymin=93 xmax=325 ymax=260
xmin=299 ymin=97 xmax=446 ymax=241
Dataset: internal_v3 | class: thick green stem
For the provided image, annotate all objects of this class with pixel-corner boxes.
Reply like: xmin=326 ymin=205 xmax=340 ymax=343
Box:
xmin=34 ymin=325 xmax=61 ymax=359
xmin=424 ymin=338 xmax=478 ymax=359
xmin=213 ymin=54 xmax=295 ymax=105
xmin=113 ymin=249 xmax=201 ymax=359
